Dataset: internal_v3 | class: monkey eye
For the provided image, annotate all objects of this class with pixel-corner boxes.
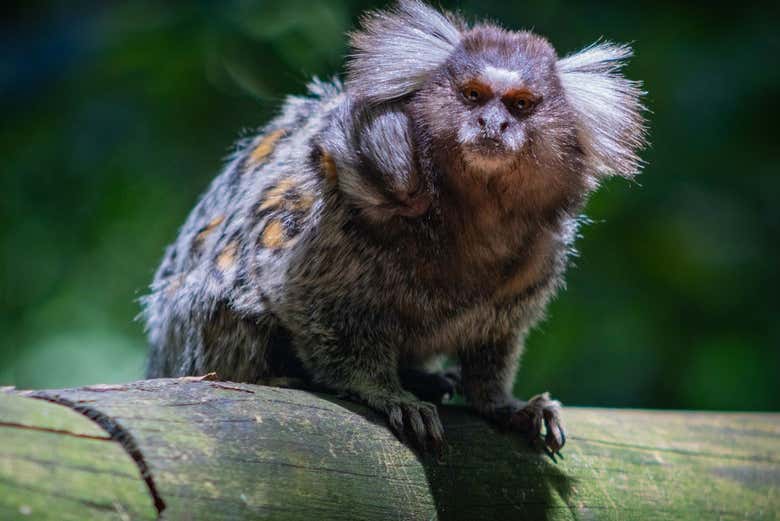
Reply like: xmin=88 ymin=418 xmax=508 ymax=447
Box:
xmin=460 ymin=81 xmax=491 ymax=104
xmin=504 ymin=89 xmax=539 ymax=114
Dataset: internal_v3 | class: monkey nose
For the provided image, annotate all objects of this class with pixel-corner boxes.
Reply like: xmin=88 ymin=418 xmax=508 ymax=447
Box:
xmin=477 ymin=117 xmax=509 ymax=134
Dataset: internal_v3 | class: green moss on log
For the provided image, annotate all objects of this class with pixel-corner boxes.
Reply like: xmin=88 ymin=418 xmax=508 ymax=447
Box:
xmin=1 ymin=378 xmax=778 ymax=520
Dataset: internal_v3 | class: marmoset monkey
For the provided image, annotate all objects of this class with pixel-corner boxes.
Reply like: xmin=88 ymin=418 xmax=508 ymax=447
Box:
xmin=143 ymin=0 xmax=646 ymax=456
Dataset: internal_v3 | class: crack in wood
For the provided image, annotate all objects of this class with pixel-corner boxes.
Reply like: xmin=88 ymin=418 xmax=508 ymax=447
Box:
xmin=0 ymin=421 xmax=112 ymax=441
xmin=27 ymin=392 xmax=167 ymax=517
xmin=162 ymin=397 xmax=256 ymax=407
xmin=208 ymin=383 xmax=255 ymax=393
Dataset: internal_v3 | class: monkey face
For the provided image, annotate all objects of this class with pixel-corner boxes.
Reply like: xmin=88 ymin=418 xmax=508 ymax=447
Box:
xmin=415 ymin=28 xmax=578 ymax=174
xmin=455 ymin=76 xmax=538 ymax=162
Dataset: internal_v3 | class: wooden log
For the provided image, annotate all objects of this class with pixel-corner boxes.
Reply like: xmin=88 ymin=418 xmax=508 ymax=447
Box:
xmin=1 ymin=377 xmax=778 ymax=520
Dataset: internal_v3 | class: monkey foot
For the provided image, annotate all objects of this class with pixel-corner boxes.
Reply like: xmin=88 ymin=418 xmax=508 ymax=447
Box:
xmin=399 ymin=367 xmax=461 ymax=404
xmin=509 ymin=392 xmax=566 ymax=459
xmin=380 ymin=396 xmax=445 ymax=453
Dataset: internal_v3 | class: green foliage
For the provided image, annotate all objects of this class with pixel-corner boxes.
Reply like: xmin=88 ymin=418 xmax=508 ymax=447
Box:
xmin=1 ymin=1 xmax=778 ymax=410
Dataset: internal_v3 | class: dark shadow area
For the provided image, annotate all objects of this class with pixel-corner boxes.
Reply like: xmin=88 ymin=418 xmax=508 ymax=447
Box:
xmin=421 ymin=406 xmax=575 ymax=521
xmin=314 ymin=393 xmax=575 ymax=521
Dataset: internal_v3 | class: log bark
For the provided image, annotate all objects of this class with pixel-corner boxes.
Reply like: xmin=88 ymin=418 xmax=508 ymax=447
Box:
xmin=1 ymin=377 xmax=778 ymax=520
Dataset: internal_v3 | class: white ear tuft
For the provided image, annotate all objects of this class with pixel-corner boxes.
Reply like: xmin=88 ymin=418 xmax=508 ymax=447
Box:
xmin=557 ymin=42 xmax=648 ymax=178
xmin=347 ymin=0 xmax=463 ymax=105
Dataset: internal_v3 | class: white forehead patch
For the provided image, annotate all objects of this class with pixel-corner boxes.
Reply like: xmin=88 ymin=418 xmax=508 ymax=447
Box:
xmin=483 ymin=65 xmax=521 ymax=88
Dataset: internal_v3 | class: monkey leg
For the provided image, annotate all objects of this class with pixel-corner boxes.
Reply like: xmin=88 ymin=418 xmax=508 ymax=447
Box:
xmin=459 ymin=338 xmax=565 ymax=457
xmin=399 ymin=366 xmax=461 ymax=404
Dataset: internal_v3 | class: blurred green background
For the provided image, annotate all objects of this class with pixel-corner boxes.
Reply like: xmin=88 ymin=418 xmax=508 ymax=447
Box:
xmin=1 ymin=1 xmax=778 ymax=411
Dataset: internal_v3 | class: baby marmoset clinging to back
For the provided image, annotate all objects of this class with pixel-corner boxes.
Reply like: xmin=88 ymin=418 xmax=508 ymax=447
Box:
xmin=143 ymin=0 xmax=646 ymax=455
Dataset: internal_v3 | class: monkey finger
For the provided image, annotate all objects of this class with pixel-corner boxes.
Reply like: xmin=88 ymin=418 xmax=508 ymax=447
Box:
xmin=387 ymin=405 xmax=406 ymax=442
xmin=402 ymin=404 xmax=428 ymax=451
xmin=419 ymin=404 xmax=445 ymax=449
xmin=543 ymin=408 xmax=565 ymax=453
xmin=533 ymin=410 xmax=543 ymax=439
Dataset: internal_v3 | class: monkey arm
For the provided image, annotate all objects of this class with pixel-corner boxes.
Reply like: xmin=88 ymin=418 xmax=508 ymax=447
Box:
xmin=459 ymin=334 xmax=524 ymax=415
xmin=459 ymin=334 xmax=566 ymax=456
xmin=289 ymin=308 xmax=445 ymax=451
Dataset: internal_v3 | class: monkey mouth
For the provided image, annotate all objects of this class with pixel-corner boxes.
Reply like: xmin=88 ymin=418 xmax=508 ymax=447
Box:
xmin=468 ymin=137 xmax=509 ymax=157
xmin=463 ymin=142 xmax=515 ymax=172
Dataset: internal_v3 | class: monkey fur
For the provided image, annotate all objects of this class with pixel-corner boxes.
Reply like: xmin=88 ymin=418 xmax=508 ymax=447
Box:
xmin=142 ymin=0 xmax=646 ymax=455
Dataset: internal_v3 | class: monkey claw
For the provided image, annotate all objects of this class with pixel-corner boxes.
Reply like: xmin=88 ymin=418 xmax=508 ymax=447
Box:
xmin=509 ymin=392 xmax=566 ymax=460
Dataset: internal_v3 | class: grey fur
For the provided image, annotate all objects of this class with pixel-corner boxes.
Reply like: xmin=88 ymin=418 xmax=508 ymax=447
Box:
xmin=143 ymin=2 xmax=647 ymax=453
xmin=347 ymin=0 xmax=462 ymax=105
xmin=323 ymin=99 xmax=428 ymax=221
xmin=557 ymin=42 xmax=647 ymax=178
